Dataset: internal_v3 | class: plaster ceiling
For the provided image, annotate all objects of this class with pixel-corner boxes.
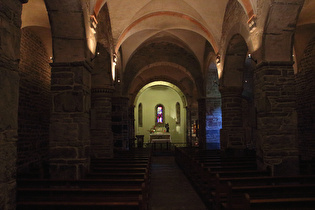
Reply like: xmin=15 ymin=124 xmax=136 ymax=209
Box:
xmin=20 ymin=0 xmax=315 ymax=102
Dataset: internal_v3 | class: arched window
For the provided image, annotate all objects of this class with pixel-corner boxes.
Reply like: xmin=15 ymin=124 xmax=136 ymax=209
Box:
xmin=155 ymin=104 xmax=164 ymax=125
xmin=138 ymin=103 xmax=142 ymax=127
xmin=176 ymin=102 xmax=180 ymax=124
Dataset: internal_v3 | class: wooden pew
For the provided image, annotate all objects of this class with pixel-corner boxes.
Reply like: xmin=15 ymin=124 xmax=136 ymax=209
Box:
xmin=17 ymin=150 xmax=152 ymax=210
xmin=17 ymin=196 xmax=145 ymax=210
xmin=17 ymin=179 xmax=148 ymax=210
xmin=215 ymin=180 xmax=315 ymax=210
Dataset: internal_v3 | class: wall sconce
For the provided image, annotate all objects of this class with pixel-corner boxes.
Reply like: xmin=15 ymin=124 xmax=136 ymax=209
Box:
xmin=90 ymin=15 xmax=98 ymax=34
xmin=248 ymin=15 xmax=257 ymax=32
xmin=91 ymin=52 xmax=100 ymax=62
xmin=113 ymin=53 xmax=117 ymax=66
xmin=248 ymin=53 xmax=257 ymax=63
xmin=216 ymin=54 xmax=221 ymax=65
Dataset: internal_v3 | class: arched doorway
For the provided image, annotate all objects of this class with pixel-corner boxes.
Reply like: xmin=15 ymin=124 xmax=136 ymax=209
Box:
xmin=134 ymin=81 xmax=187 ymax=146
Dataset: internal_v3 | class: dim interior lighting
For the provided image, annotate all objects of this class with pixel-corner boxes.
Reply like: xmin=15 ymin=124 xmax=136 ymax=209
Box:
xmin=97 ymin=52 xmax=100 ymax=55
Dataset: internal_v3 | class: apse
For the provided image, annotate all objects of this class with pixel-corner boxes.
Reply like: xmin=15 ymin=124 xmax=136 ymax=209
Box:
xmin=134 ymin=82 xmax=187 ymax=145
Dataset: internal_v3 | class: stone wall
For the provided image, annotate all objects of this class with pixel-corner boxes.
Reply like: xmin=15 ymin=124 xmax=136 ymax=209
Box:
xmin=206 ymin=98 xmax=221 ymax=149
xmin=18 ymin=28 xmax=51 ymax=175
xmin=296 ymin=37 xmax=315 ymax=160
xmin=0 ymin=0 xmax=22 ymax=209
xmin=254 ymin=62 xmax=299 ymax=176
xmin=49 ymin=61 xmax=91 ymax=179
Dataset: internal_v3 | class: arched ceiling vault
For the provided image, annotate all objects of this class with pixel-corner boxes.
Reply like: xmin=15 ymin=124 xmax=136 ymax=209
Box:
xmin=21 ymin=0 xmax=315 ymax=101
xmin=93 ymin=0 xmax=255 ymax=58
xmin=133 ymin=81 xmax=188 ymax=108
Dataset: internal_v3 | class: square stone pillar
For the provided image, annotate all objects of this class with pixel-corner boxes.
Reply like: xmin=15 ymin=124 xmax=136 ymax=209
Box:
xmin=198 ymin=98 xmax=207 ymax=149
xmin=220 ymin=87 xmax=246 ymax=149
xmin=254 ymin=62 xmax=299 ymax=176
xmin=49 ymin=61 xmax=91 ymax=179
xmin=206 ymin=97 xmax=222 ymax=149
xmin=0 ymin=0 xmax=22 ymax=209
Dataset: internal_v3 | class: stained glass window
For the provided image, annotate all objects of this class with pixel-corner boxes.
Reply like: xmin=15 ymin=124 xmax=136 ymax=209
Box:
xmin=156 ymin=105 xmax=164 ymax=124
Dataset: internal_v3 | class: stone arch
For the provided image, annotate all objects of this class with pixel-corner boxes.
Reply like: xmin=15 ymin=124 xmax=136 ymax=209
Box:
xmin=262 ymin=0 xmax=305 ymax=62
xmin=220 ymin=33 xmax=249 ymax=149
xmin=44 ymin=0 xmax=88 ymax=62
xmin=131 ymin=77 xmax=190 ymax=108
xmin=222 ymin=34 xmax=248 ymax=88
xmin=219 ymin=0 xmax=252 ymax=79
xmin=123 ymin=41 xmax=203 ymax=97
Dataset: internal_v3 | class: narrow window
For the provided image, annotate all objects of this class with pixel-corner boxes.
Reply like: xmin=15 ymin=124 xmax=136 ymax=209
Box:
xmin=138 ymin=103 xmax=142 ymax=127
xmin=176 ymin=102 xmax=180 ymax=124
xmin=156 ymin=104 xmax=164 ymax=125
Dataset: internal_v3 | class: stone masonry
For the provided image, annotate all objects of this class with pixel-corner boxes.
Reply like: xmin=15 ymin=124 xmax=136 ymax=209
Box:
xmin=0 ymin=0 xmax=22 ymax=209
xmin=254 ymin=62 xmax=299 ymax=176
xmin=49 ymin=61 xmax=91 ymax=179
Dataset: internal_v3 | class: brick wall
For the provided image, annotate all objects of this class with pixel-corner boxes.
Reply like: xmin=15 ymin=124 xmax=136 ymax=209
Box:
xmin=296 ymin=37 xmax=315 ymax=160
xmin=0 ymin=0 xmax=22 ymax=209
xmin=18 ymin=28 xmax=51 ymax=175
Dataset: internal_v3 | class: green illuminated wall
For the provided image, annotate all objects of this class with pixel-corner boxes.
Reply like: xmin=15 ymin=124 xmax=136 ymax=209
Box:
xmin=135 ymin=85 xmax=186 ymax=144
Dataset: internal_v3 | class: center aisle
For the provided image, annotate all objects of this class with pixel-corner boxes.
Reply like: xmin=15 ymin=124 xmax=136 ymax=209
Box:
xmin=149 ymin=155 xmax=208 ymax=210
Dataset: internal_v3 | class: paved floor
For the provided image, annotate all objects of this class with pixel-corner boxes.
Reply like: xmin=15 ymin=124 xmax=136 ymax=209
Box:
xmin=149 ymin=155 xmax=208 ymax=210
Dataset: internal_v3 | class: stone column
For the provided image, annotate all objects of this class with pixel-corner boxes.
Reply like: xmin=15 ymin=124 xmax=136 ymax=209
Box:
xmin=112 ymin=97 xmax=129 ymax=150
xmin=0 ymin=0 xmax=22 ymax=209
xmin=254 ymin=62 xmax=299 ymax=176
xmin=90 ymin=87 xmax=114 ymax=158
xmin=49 ymin=61 xmax=91 ymax=179
xmin=198 ymin=98 xmax=207 ymax=149
xmin=206 ymin=97 xmax=222 ymax=149
xmin=220 ymin=87 xmax=245 ymax=149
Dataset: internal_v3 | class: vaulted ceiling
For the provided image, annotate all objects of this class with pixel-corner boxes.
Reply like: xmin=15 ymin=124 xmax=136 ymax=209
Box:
xmin=21 ymin=0 xmax=315 ymax=105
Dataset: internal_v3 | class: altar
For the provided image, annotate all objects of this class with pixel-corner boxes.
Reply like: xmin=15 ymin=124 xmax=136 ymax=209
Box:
xmin=150 ymin=132 xmax=171 ymax=143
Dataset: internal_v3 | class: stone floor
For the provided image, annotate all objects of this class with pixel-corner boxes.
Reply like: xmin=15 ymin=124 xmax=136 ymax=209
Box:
xmin=149 ymin=154 xmax=208 ymax=210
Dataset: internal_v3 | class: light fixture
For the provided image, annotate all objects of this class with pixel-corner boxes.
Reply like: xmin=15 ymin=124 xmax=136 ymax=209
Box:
xmin=248 ymin=15 xmax=257 ymax=32
xmin=90 ymin=15 xmax=98 ymax=34
xmin=90 ymin=52 xmax=99 ymax=62
xmin=216 ymin=54 xmax=221 ymax=65
xmin=113 ymin=53 xmax=117 ymax=66
xmin=248 ymin=53 xmax=257 ymax=63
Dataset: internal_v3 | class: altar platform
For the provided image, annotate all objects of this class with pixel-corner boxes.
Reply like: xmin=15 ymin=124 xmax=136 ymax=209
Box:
xmin=150 ymin=132 xmax=171 ymax=143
